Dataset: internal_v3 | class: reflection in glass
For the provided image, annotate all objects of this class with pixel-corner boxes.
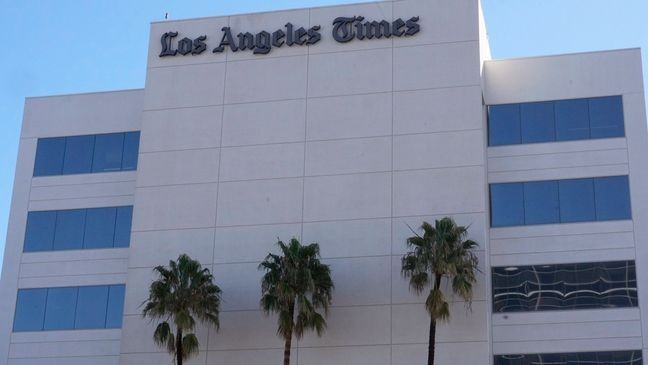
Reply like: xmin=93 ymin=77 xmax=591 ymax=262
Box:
xmin=495 ymin=350 xmax=642 ymax=365
xmin=492 ymin=261 xmax=638 ymax=313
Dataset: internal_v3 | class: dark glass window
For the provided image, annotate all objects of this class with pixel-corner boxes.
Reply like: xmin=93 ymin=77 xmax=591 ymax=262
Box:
xmin=33 ymin=132 xmax=140 ymax=176
xmin=24 ymin=211 xmax=57 ymax=252
xmin=595 ymin=176 xmax=631 ymax=220
xmin=106 ymin=285 xmax=126 ymax=328
xmin=488 ymin=96 xmax=625 ymax=146
xmin=523 ymin=181 xmax=559 ymax=224
xmin=488 ymin=104 xmax=521 ymax=146
xmin=589 ymin=96 xmax=625 ymax=138
xmin=114 ymin=207 xmax=133 ymax=248
xmin=84 ymin=208 xmax=117 ymax=249
xmin=75 ymin=286 xmax=109 ymax=329
xmin=495 ymin=350 xmax=643 ymax=365
xmin=13 ymin=288 xmax=47 ymax=331
xmin=23 ymin=206 xmax=133 ymax=252
xmin=62 ymin=135 xmax=95 ymax=174
xmin=555 ymin=98 xmax=590 ymax=141
xmin=490 ymin=176 xmax=631 ymax=227
xmin=52 ymin=209 xmax=86 ymax=250
xmin=13 ymin=284 xmax=126 ymax=332
xmin=33 ymin=138 xmax=65 ymax=176
xmin=121 ymin=131 xmax=140 ymax=170
xmin=490 ymin=183 xmax=524 ymax=227
xmin=492 ymin=260 xmax=637 ymax=313
xmin=43 ymin=287 xmax=78 ymax=330
xmin=520 ymin=102 xmax=555 ymax=143
xmin=93 ymin=133 xmax=124 ymax=172
xmin=559 ymin=178 xmax=596 ymax=223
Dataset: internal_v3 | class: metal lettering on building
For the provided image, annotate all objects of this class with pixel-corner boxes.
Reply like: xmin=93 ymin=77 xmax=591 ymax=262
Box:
xmin=159 ymin=16 xmax=420 ymax=57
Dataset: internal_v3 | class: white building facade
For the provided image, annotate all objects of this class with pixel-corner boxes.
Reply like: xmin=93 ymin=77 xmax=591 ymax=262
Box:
xmin=1 ymin=0 xmax=647 ymax=364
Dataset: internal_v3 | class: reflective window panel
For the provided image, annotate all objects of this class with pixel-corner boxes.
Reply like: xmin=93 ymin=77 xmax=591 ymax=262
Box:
xmin=495 ymin=350 xmax=642 ymax=365
xmin=492 ymin=260 xmax=638 ymax=313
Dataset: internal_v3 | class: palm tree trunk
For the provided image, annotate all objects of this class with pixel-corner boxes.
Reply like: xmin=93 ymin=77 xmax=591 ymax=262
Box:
xmin=177 ymin=328 xmax=183 ymax=365
xmin=283 ymin=334 xmax=293 ymax=365
xmin=428 ymin=317 xmax=436 ymax=365
xmin=284 ymin=302 xmax=295 ymax=365
xmin=428 ymin=274 xmax=442 ymax=365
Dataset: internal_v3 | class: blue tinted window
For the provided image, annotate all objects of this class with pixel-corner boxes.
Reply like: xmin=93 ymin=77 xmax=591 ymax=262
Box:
xmin=589 ymin=96 xmax=625 ymax=139
xmin=43 ymin=287 xmax=78 ymax=330
xmin=24 ymin=206 xmax=133 ymax=252
xmin=75 ymin=286 xmax=109 ymax=329
xmin=554 ymin=99 xmax=590 ymax=141
xmin=559 ymin=179 xmax=596 ymax=223
xmin=24 ymin=211 xmax=56 ymax=252
xmin=524 ymin=181 xmax=559 ymax=224
xmin=84 ymin=208 xmax=116 ymax=249
xmin=122 ymin=132 xmax=140 ymax=170
xmin=93 ymin=133 xmax=124 ymax=172
xmin=13 ymin=285 xmax=125 ymax=332
xmin=489 ymin=105 xmax=521 ymax=146
xmin=520 ymin=102 xmax=555 ymax=143
xmin=106 ymin=285 xmax=125 ymax=328
xmin=62 ymin=135 xmax=95 ymax=174
xmin=53 ymin=209 xmax=86 ymax=250
xmin=34 ymin=138 xmax=65 ymax=176
xmin=490 ymin=183 xmax=524 ymax=227
xmin=595 ymin=176 xmax=631 ymax=220
xmin=114 ymin=207 xmax=133 ymax=248
xmin=13 ymin=289 xmax=47 ymax=331
xmin=491 ymin=176 xmax=631 ymax=227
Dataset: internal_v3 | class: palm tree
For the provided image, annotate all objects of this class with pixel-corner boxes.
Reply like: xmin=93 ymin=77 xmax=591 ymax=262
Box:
xmin=259 ymin=238 xmax=334 ymax=365
xmin=142 ymin=254 xmax=222 ymax=365
xmin=401 ymin=218 xmax=479 ymax=365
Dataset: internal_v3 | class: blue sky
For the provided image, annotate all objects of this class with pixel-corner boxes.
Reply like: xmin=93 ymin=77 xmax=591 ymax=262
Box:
xmin=1 ymin=0 xmax=647 ymax=271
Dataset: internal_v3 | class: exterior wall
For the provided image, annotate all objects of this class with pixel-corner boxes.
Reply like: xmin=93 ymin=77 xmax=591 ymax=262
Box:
xmin=0 ymin=90 xmax=143 ymax=365
xmin=123 ymin=0 xmax=489 ymax=364
xmin=483 ymin=49 xmax=648 ymax=357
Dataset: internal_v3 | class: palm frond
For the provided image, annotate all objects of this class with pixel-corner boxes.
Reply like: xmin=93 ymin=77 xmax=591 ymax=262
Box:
xmin=142 ymin=254 xmax=222 ymax=362
xmin=259 ymin=238 xmax=334 ymax=342
xmin=182 ymin=333 xmax=200 ymax=360
xmin=401 ymin=218 xmax=479 ymax=323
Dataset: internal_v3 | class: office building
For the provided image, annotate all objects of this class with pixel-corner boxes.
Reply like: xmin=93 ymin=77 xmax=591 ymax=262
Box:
xmin=1 ymin=0 xmax=647 ymax=364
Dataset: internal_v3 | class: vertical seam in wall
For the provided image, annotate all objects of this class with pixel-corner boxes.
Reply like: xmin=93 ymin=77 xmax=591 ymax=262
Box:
xmin=484 ymin=94 xmax=495 ymax=365
xmin=390 ymin=1 xmax=395 ymax=363
xmin=623 ymin=98 xmax=644 ymax=349
xmin=296 ymin=10 xmax=313 ymax=364
xmin=208 ymin=15 xmax=231 ymax=364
